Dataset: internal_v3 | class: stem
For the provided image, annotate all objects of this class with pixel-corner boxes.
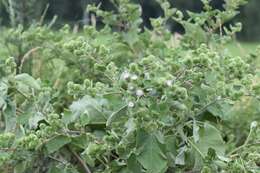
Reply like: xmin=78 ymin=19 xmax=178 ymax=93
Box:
xmin=8 ymin=0 xmax=16 ymax=27
xmin=228 ymin=120 xmax=258 ymax=156
xmin=195 ymin=97 xmax=223 ymax=117
xmin=14 ymin=88 xmax=30 ymax=100
xmin=39 ymin=3 xmax=50 ymax=26
xmin=67 ymin=146 xmax=92 ymax=173
xmin=48 ymin=156 xmax=67 ymax=165
xmin=188 ymin=139 xmax=205 ymax=159
xmin=19 ymin=47 xmax=41 ymax=74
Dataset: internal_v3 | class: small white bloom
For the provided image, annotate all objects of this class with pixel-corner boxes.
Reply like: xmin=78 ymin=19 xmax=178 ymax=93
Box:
xmin=121 ymin=71 xmax=130 ymax=80
xmin=166 ymin=80 xmax=173 ymax=87
xmin=146 ymin=88 xmax=153 ymax=92
xmin=216 ymin=96 xmax=222 ymax=100
xmin=128 ymin=85 xmax=135 ymax=91
xmin=250 ymin=121 xmax=258 ymax=129
xmin=136 ymin=89 xmax=144 ymax=97
xmin=131 ymin=74 xmax=138 ymax=80
xmin=128 ymin=102 xmax=135 ymax=108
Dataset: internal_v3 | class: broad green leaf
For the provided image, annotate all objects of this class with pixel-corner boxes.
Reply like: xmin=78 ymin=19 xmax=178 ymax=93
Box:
xmin=14 ymin=161 xmax=28 ymax=173
xmin=136 ymin=130 xmax=168 ymax=173
xmin=15 ymin=73 xmax=41 ymax=90
xmin=69 ymin=95 xmax=107 ymax=125
xmin=207 ymin=100 xmax=233 ymax=120
xmin=3 ymin=100 xmax=16 ymax=132
xmin=126 ymin=154 xmax=142 ymax=173
xmin=28 ymin=112 xmax=45 ymax=129
xmin=71 ymin=134 xmax=91 ymax=149
xmin=45 ymin=135 xmax=71 ymax=154
xmin=106 ymin=104 xmax=128 ymax=127
xmin=164 ymin=135 xmax=178 ymax=164
xmin=61 ymin=109 xmax=73 ymax=125
xmin=194 ymin=123 xmax=225 ymax=157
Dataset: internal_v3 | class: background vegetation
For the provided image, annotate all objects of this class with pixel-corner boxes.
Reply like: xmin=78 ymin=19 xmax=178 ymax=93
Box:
xmin=0 ymin=0 xmax=259 ymax=173
xmin=1 ymin=0 xmax=260 ymax=41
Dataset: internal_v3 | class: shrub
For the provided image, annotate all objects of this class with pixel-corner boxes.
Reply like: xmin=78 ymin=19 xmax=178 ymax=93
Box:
xmin=0 ymin=0 xmax=259 ymax=173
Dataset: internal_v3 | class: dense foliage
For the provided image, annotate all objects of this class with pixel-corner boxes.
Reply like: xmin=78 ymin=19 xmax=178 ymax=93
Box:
xmin=1 ymin=0 xmax=260 ymax=41
xmin=0 ymin=0 xmax=259 ymax=173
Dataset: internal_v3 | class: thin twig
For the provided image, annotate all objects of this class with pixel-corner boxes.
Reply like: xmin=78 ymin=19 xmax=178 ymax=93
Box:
xmin=229 ymin=141 xmax=260 ymax=157
xmin=187 ymin=139 xmax=205 ymax=158
xmin=0 ymin=147 xmax=16 ymax=152
xmin=39 ymin=3 xmax=50 ymax=26
xmin=195 ymin=97 xmax=223 ymax=117
xmin=15 ymin=88 xmax=30 ymax=99
xmin=48 ymin=155 xmax=67 ymax=165
xmin=19 ymin=47 xmax=42 ymax=73
xmin=66 ymin=146 xmax=92 ymax=173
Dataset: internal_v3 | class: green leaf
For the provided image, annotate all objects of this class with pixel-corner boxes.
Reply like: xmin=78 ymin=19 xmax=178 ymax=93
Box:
xmin=14 ymin=161 xmax=27 ymax=173
xmin=183 ymin=22 xmax=207 ymax=44
xmin=194 ymin=123 xmax=226 ymax=157
xmin=15 ymin=73 xmax=41 ymax=90
xmin=0 ymin=96 xmax=6 ymax=109
xmin=136 ymin=130 xmax=168 ymax=173
xmin=164 ymin=135 xmax=178 ymax=164
xmin=69 ymin=95 xmax=107 ymax=125
xmin=48 ymin=167 xmax=64 ymax=173
xmin=28 ymin=112 xmax=45 ymax=129
xmin=45 ymin=135 xmax=71 ymax=154
xmin=125 ymin=154 xmax=142 ymax=173
xmin=3 ymin=100 xmax=16 ymax=132
xmin=61 ymin=109 xmax=73 ymax=125
xmin=207 ymin=100 xmax=233 ymax=120
xmin=106 ymin=104 xmax=128 ymax=127
xmin=48 ymin=165 xmax=80 ymax=173
xmin=71 ymin=134 xmax=91 ymax=149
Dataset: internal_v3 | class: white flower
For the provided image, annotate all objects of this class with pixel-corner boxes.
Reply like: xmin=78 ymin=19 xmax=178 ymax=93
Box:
xmin=166 ymin=80 xmax=173 ymax=87
xmin=250 ymin=121 xmax=258 ymax=129
xmin=216 ymin=96 xmax=222 ymax=100
xmin=131 ymin=74 xmax=138 ymax=80
xmin=121 ymin=71 xmax=130 ymax=80
xmin=128 ymin=102 xmax=135 ymax=108
xmin=128 ymin=85 xmax=135 ymax=91
xmin=136 ymin=89 xmax=144 ymax=97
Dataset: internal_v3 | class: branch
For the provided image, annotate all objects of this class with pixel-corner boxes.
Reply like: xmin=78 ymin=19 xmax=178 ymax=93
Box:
xmin=39 ymin=3 xmax=50 ymax=26
xmin=19 ymin=47 xmax=42 ymax=73
xmin=67 ymin=146 xmax=92 ymax=173
xmin=195 ymin=96 xmax=223 ymax=117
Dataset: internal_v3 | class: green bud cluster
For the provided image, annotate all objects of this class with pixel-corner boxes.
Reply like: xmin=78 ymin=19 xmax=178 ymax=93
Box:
xmin=19 ymin=134 xmax=40 ymax=150
xmin=0 ymin=133 xmax=15 ymax=148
